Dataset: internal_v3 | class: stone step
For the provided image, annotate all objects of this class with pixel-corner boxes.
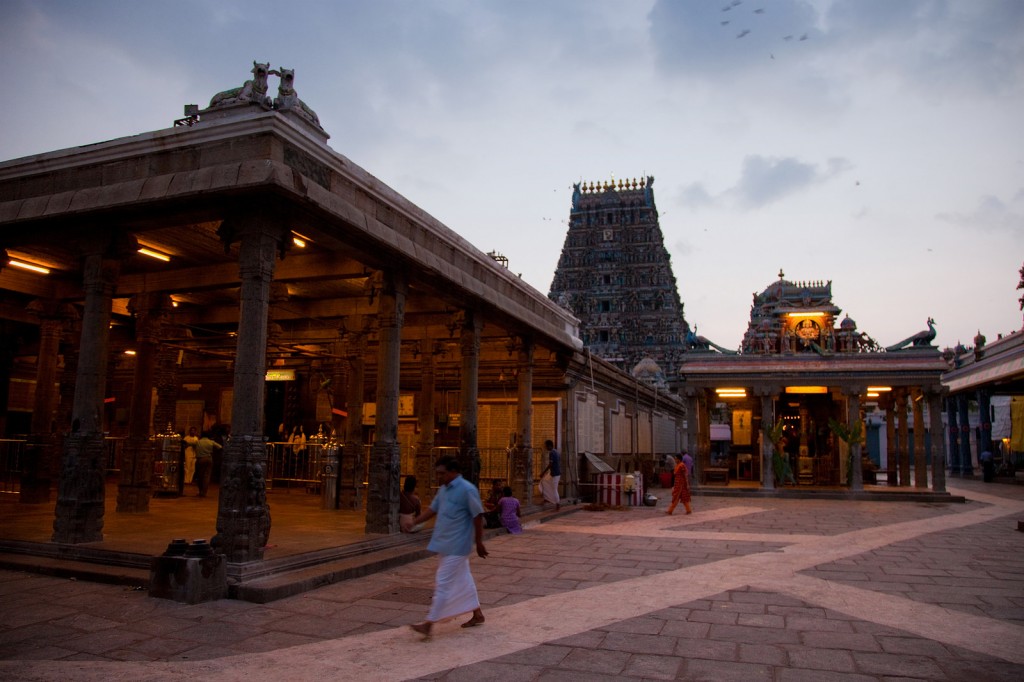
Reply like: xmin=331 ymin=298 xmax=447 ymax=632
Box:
xmin=232 ymin=543 xmax=433 ymax=603
xmin=0 ymin=551 xmax=150 ymax=587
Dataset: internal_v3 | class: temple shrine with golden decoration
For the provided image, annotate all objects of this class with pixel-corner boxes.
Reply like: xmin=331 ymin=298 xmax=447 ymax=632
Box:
xmin=674 ymin=270 xmax=949 ymax=495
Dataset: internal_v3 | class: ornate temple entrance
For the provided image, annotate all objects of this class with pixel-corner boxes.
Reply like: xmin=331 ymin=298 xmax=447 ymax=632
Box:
xmin=674 ymin=272 xmax=950 ymax=494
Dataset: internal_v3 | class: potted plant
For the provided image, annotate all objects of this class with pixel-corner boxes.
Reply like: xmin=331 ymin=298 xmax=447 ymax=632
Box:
xmin=828 ymin=417 xmax=865 ymax=486
xmin=763 ymin=420 xmax=796 ymax=486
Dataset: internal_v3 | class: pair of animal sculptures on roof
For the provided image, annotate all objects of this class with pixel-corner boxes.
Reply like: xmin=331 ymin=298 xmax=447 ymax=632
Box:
xmin=209 ymin=61 xmax=321 ymax=128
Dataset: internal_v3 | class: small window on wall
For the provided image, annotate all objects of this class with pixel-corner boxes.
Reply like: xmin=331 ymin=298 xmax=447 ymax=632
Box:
xmin=603 ymin=229 xmax=613 ymax=241
xmin=599 ymin=330 xmax=610 ymax=343
xmin=600 ymin=300 xmax=611 ymax=312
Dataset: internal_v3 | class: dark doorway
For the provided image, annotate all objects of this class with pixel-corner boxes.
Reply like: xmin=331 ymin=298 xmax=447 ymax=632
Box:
xmin=265 ymin=381 xmax=287 ymax=440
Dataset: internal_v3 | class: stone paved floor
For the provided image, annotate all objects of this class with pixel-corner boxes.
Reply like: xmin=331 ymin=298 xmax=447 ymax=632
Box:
xmin=1 ymin=477 xmax=1022 ymax=681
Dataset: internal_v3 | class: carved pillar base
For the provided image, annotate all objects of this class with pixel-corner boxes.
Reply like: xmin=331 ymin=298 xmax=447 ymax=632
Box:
xmin=414 ymin=442 xmax=435 ymax=507
xmin=20 ymin=435 xmax=57 ymax=504
xmin=366 ymin=441 xmax=401 ymax=534
xmin=510 ymin=444 xmax=533 ymax=502
xmin=212 ymin=437 xmax=271 ymax=563
xmin=117 ymin=437 xmax=155 ymax=512
xmin=458 ymin=445 xmax=481 ymax=490
xmin=52 ymin=431 xmax=106 ymax=544
xmin=339 ymin=441 xmax=364 ymax=511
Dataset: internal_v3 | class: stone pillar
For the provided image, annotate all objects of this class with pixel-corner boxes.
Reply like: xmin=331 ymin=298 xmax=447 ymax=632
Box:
xmin=366 ymin=271 xmax=406 ymax=535
xmin=884 ymin=394 xmax=897 ymax=485
xmin=697 ymin=391 xmax=711 ymax=464
xmin=211 ymin=216 xmax=283 ymax=562
xmin=152 ymin=332 xmax=181 ymax=439
xmin=896 ymin=390 xmax=910 ymax=486
xmin=415 ymin=344 xmax=438 ymax=506
xmin=20 ymin=301 xmax=69 ymax=503
xmin=53 ymin=238 xmax=124 ymax=543
xmin=847 ymin=388 xmax=864 ymax=491
xmin=958 ymin=393 xmax=973 ymax=477
xmin=458 ymin=311 xmax=482 ymax=487
xmin=927 ymin=388 xmax=947 ymax=492
xmin=327 ymin=349 xmax=347 ymax=439
xmin=117 ymin=293 xmax=172 ymax=512
xmin=913 ymin=390 xmax=927 ymax=488
xmin=511 ymin=337 xmax=534 ymax=502
xmin=759 ymin=389 xmax=776 ymax=490
xmin=340 ymin=317 xmax=368 ymax=510
xmin=683 ymin=390 xmax=700 ymax=474
xmin=946 ymin=396 xmax=960 ymax=475
xmin=977 ymin=388 xmax=992 ymax=457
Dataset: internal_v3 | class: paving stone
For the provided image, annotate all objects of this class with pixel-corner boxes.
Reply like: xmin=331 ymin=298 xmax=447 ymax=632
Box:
xmin=493 ymin=643 xmax=573 ymax=666
xmin=709 ymin=622 xmax=803 ymax=645
xmin=777 ymin=669 xmax=876 ymax=682
xmin=620 ymin=652 xmax=683 ymax=679
xmin=785 ymin=645 xmax=857 ymax=672
xmin=851 ymin=651 xmax=946 ymax=678
xmin=430 ymin=661 xmax=543 ymax=682
xmin=801 ymin=631 xmax=882 ymax=652
xmin=601 ymin=630 xmax=678 ymax=655
xmin=737 ymin=642 xmax=788 ymax=666
xmin=682 ymin=658 xmax=773 ymax=681
xmin=557 ymin=647 xmax=630 ymax=673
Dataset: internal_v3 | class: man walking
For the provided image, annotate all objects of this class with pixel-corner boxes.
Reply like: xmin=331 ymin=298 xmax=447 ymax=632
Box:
xmin=194 ymin=432 xmax=221 ymax=498
xmin=539 ymin=439 xmax=561 ymax=511
xmin=407 ymin=456 xmax=488 ymax=638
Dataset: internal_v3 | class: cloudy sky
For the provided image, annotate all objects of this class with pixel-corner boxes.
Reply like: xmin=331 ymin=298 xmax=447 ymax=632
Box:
xmin=2 ymin=0 xmax=1021 ymax=352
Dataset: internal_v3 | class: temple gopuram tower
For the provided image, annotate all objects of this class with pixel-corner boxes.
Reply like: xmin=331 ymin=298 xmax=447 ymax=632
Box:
xmin=549 ymin=176 xmax=690 ymax=379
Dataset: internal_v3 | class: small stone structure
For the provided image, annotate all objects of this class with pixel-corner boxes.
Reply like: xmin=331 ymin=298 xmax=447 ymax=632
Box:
xmin=149 ymin=539 xmax=227 ymax=604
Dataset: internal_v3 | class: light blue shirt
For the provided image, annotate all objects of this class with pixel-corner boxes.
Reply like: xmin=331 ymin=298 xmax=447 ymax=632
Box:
xmin=428 ymin=474 xmax=485 ymax=556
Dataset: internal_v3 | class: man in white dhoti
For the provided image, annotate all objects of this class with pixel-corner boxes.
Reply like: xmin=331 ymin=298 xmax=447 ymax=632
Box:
xmin=539 ymin=439 xmax=561 ymax=511
xmin=407 ymin=456 xmax=488 ymax=638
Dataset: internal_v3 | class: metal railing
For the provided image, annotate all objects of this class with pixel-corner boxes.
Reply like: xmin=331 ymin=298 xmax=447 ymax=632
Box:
xmin=265 ymin=440 xmax=328 ymax=490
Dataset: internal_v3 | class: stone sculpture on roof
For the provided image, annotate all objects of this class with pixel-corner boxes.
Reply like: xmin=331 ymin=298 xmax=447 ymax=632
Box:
xmin=209 ymin=60 xmax=273 ymax=109
xmin=206 ymin=61 xmax=323 ymax=132
xmin=884 ymin=317 xmax=937 ymax=352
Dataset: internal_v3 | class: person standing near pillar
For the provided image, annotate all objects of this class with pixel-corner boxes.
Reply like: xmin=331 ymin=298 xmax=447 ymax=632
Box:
xmin=539 ymin=439 xmax=561 ymax=511
xmin=194 ymin=432 xmax=221 ymax=498
xmin=183 ymin=427 xmax=199 ymax=485
xmin=408 ymin=456 xmax=488 ymax=638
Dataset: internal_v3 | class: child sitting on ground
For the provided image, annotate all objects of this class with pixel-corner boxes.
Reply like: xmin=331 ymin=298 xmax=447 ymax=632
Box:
xmin=497 ymin=486 xmax=523 ymax=534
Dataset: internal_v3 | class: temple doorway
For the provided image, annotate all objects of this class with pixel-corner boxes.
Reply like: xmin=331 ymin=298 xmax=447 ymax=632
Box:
xmin=776 ymin=394 xmax=842 ymax=486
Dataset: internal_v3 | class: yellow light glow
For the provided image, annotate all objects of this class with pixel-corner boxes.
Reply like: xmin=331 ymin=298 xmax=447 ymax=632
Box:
xmin=8 ymin=259 xmax=51 ymax=274
xmin=124 ymin=349 xmax=136 ymax=356
xmin=716 ymin=388 xmax=747 ymax=399
xmin=292 ymin=231 xmax=311 ymax=248
xmin=787 ymin=312 xmax=824 ymax=318
xmin=785 ymin=386 xmax=828 ymax=394
xmin=867 ymin=392 xmax=880 ymax=398
xmin=867 ymin=386 xmax=892 ymax=392
xmin=138 ymin=248 xmax=170 ymax=262
xmin=292 ymin=237 xmax=306 ymax=248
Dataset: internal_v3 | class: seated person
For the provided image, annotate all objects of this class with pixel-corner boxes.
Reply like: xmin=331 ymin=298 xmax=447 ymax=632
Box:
xmin=497 ymin=486 xmax=523 ymax=534
xmin=483 ymin=479 xmax=503 ymax=528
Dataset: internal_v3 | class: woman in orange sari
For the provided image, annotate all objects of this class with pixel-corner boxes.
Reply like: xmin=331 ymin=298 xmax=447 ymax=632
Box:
xmin=665 ymin=454 xmax=692 ymax=515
